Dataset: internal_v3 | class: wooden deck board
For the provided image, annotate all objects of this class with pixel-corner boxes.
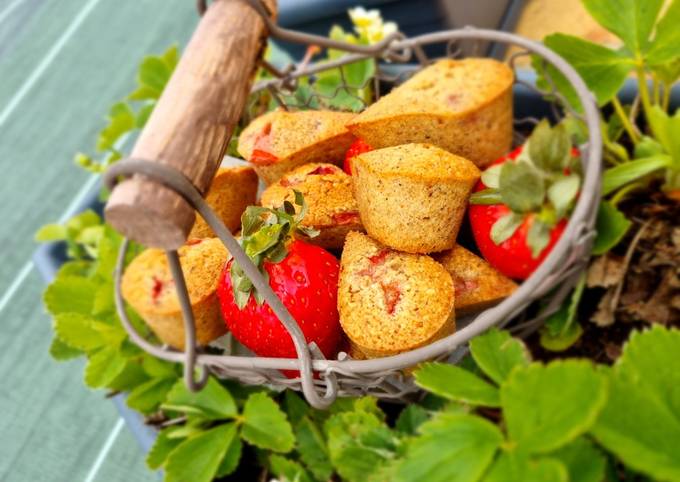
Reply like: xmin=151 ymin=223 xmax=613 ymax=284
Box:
xmin=0 ymin=0 xmax=196 ymax=479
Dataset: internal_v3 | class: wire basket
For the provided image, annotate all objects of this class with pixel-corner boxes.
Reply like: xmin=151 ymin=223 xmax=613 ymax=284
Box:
xmin=104 ymin=0 xmax=602 ymax=409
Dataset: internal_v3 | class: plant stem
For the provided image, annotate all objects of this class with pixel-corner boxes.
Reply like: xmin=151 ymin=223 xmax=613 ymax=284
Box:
xmin=636 ymin=63 xmax=654 ymax=124
xmin=611 ymin=97 xmax=640 ymax=143
xmin=603 ymin=150 xmax=622 ymax=166
xmin=662 ymin=81 xmax=671 ymax=111
xmin=610 ymin=181 xmax=646 ymax=206
xmin=652 ymin=75 xmax=660 ymax=105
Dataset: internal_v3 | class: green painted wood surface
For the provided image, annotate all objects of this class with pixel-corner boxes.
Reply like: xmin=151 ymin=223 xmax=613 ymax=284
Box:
xmin=0 ymin=0 xmax=198 ymax=479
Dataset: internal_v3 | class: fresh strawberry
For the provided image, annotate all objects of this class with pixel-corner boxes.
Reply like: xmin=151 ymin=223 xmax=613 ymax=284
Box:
xmin=343 ymin=138 xmax=372 ymax=174
xmin=217 ymin=192 xmax=342 ymax=369
xmin=469 ymin=120 xmax=581 ymax=280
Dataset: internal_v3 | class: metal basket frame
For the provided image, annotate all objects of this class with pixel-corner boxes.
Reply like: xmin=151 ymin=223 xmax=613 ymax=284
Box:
xmin=104 ymin=0 xmax=602 ymax=409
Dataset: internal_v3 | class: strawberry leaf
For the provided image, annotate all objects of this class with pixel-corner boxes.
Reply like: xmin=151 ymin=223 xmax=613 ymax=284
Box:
xmin=602 ymin=155 xmax=671 ymax=195
xmin=540 ymin=275 xmax=586 ymax=352
xmin=592 ymin=201 xmax=631 ymax=255
xmin=528 ymin=120 xmax=571 ymax=172
xmin=269 ymin=455 xmax=314 ymax=482
xmin=147 ymin=428 xmax=182 ymax=470
xmin=581 ymin=0 xmax=663 ymax=56
xmin=542 ymin=34 xmax=633 ymax=107
xmin=242 ymin=392 xmax=295 ymax=452
xmin=491 ymin=213 xmax=524 ymax=245
xmin=469 ymin=188 xmax=503 ymax=205
xmin=283 ymin=200 xmax=296 ymax=216
xmin=647 ymin=0 xmax=680 ymax=65
xmin=481 ymin=164 xmax=502 ymax=189
xmin=499 ymin=162 xmax=544 ymax=213
xmin=395 ymin=413 xmax=503 ymax=482
xmin=526 ymin=218 xmax=552 ymax=258
xmin=267 ymin=243 xmax=288 ymax=263
xmin=482 ymin=452 xmax=567 ymax=482
xmin=241 ymin=206 xmax=268 ymax=236
xmin=591 ymin=326 xmax=680 ymax=481
xmin=165 ymin=423 xmax=238 ymax=482
xmin=163 ymin=378 xmax=237 ymax=420
xmin=469 ymin=329 xmax=531 ymax=385
xmin=502 ymin=360 xmax=608 ymax=453
xmin=415 ymin=362 xmax=501 ymax=407
xmin=245 ymin=224 xmax=283 ymax=257
xmin=550 ymin=437 xmax=607 ymax=482
xmin=547 ymin=174 xmax=580 ymax=217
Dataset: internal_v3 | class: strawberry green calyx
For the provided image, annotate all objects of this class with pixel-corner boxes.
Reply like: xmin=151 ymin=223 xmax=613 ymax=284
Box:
xmin=230 ymin=190 xmax=319 ymax=309
xmin=470 ymin=120 xmax=582 ymax=257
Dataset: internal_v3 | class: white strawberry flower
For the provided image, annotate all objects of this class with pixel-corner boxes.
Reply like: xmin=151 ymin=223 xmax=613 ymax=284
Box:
xmin=348 ymin=7 xmax=396 ymax=44
xmin=348 ymin=6 xmax=381 ymax=28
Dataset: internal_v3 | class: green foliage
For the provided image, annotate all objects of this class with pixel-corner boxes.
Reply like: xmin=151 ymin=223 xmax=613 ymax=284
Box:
xmin=323 ymin=402 xmax=401 ymax=482
xmin=591 ymin=326 xmax=680 ymax=481
xmin=539 ymin=275 xmax=586 ymax=351
xmin=501 ymin=360 xmax=607 ymax=453
xmin=544 ymin=33 xmax=633 ymax=107
xmin=537 ymin=0 xmax=680 ymax=195
xmin=602 ymin=155 xmax=671 ymax=195
xmin=295 ymin=416 xmax=333 ymax=481
xmin=242 ymin=392 xmax=295 ymax=452
xmin=395 ymin=413 xmax=503 ymax=482
xmin=163 ymin=378 xmax=237 ymax=420
xmin=36 ymin=210 xmax=104 ymax=259
xmin=165 ymin=423 xmax=239 ymax=482
xmin=592 ymin=201 xmax=631 ymax=255
xmin=469 ymin=328 xmax=530 ymax=384
xmin=482 ymin=452 xmax=567 ymax=482
xmin=415 ymin=363 xmax=500 ymax=407
xmin=269 ymin=455 xmax=314 ymax=482
xmin=551 ymin=438 xmax=606 ymax=482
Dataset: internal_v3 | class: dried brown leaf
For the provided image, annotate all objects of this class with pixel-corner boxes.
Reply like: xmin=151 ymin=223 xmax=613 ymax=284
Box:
xmin=587 ymin=255 xmax=626 ymax=288
xmin=671 ymin=228 xmax=680 ymax=250
xmin=591 ymin=288 xmax=617 ymax=327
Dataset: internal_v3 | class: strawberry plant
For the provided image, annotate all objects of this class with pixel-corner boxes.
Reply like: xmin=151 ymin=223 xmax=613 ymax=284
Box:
xmin=528 ymin=0 xmax=680 ymax=351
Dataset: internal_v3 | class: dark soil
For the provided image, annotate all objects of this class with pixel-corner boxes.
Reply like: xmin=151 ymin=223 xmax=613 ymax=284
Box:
xmin=529 ymin=189 xmax=680 ymax=363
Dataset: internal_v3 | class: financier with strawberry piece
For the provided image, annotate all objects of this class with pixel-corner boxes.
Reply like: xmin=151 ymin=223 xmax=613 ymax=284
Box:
xmin=237 ymin=109 xmax=356 ymax=185
xmin=260 ymin=162 xmax=364 ymax=251
xmin=469 ymin=120 xmax=582 ymax=280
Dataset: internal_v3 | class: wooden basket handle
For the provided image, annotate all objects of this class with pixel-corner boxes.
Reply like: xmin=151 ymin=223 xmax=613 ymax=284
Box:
xmin=105 ymin=0 xmax=275 ymax=249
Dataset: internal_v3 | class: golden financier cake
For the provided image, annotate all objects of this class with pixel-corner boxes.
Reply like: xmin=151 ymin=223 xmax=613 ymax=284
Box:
xmin=189 ymin=166 xmax=258 ymax=239
xmin=352 ymin=143 xmax=480 ymax=254
xmin=121 ymin=238 xmax=229 ymax=349
xmin=347 ymin=58 xmax=513 ymax=168
xmin=260 ymin=163 xmax=363 ymax=250
xmin=237 ymin=109 xmax=356 ymax=185
xmin=338 ymin=232 xmax=455 ymax=358
xmin=435 ymin=244 xmax=518 ymax=316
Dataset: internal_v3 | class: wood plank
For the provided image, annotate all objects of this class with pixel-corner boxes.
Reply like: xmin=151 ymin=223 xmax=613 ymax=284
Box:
xmin=0 ymin=0 xmax=196 ymax=293
xmin=0 ymin=0 xmax=198 ymax=480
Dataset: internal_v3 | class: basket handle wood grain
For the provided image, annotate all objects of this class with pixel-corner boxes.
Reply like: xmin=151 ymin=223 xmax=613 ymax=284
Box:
xmin=104 ymin=0 xmax=275 ymax=249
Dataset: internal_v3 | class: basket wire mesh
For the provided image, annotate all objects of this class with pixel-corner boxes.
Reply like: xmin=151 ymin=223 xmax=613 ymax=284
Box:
xmin=104 ymin=0 xmax=602 ymax=409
